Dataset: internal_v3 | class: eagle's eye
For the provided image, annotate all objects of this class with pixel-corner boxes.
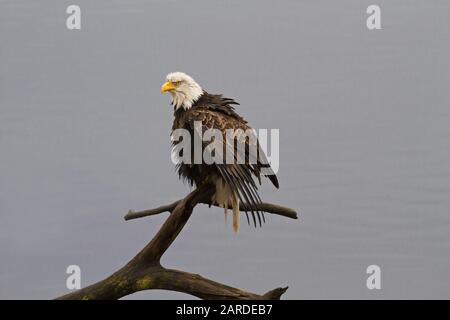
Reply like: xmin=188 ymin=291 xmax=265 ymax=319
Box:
xmin=171 ymin=81 xmax=181 ymax=86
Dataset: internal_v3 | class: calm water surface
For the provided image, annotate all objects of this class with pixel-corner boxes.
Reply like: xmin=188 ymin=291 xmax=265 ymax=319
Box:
xmin=1 ymin=0 xmax=449 ymax=299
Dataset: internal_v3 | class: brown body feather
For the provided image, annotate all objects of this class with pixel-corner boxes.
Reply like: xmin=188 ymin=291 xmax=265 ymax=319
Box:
xmin=171 ymin=92 xmax=279 ymax=231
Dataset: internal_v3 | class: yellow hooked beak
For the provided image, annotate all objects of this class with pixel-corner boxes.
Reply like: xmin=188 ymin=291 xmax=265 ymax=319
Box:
xmin=161 ymin=81 xmax=176 ymax=94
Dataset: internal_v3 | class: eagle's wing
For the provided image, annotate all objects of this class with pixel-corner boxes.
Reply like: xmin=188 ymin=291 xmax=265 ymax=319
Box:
xmin=185 ymin=108 xmax=274 ymax=227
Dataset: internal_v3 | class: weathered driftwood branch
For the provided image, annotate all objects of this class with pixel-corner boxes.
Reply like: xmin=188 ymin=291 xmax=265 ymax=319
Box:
xmin=56 ymin=183 xmax=295 ymax=300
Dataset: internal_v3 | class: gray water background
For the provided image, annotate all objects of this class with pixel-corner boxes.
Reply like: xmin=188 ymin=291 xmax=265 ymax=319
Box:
xmin=1 ymin=0 xmax=450 ymax=299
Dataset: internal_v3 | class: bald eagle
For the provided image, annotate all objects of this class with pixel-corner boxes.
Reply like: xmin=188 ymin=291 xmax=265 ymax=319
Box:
xmin=161 ymin=72 xmax=279 ymax=232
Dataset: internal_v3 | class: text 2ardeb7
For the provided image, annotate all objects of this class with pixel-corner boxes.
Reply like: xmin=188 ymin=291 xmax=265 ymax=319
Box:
xmin=176 ymin=304 xmax=273 ymax=317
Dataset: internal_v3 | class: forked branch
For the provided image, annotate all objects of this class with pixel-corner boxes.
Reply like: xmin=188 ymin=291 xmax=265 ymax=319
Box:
xmin=56 ymin=184 xmax=296 ymax=300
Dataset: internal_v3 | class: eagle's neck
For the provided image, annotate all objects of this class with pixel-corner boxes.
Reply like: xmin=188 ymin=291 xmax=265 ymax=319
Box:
xmin=170 ymin=85 xmax=203 ymax=110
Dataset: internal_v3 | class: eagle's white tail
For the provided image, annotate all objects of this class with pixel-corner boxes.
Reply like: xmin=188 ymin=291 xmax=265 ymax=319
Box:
xmin=213 ymin=178 xmax=240 ymax=233
xmin=231 ymin=192 xmax=240 ymax=233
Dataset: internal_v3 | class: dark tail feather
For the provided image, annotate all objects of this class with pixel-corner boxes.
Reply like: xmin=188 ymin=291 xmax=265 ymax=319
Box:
xmin=266 ymin=174 xmax=279 ymax=189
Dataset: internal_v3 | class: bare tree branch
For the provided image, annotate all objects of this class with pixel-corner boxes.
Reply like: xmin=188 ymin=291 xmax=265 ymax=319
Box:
xmin=56 ymin=265 xmax=288 ymax=300
xmin=55 ymin=183 xmax=294 ymax=300
xmin=124 ymin=200 xmax=298 ymax=221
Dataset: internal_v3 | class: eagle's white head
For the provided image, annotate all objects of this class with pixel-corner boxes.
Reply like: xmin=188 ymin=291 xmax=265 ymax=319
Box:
xmin=161 ymin=72 xmax=203 ymax=110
